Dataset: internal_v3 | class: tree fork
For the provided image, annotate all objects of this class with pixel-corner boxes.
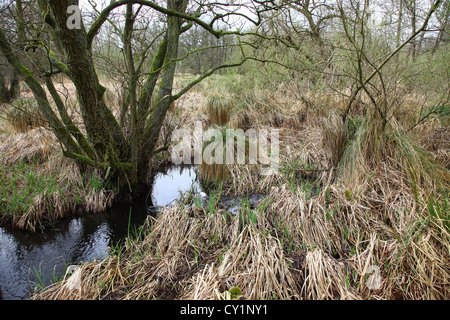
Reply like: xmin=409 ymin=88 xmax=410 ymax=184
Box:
xmin=47 ymin=0 xmax=127 ymax=156
xmin=0 ymin=28 xmax=84 ymax=156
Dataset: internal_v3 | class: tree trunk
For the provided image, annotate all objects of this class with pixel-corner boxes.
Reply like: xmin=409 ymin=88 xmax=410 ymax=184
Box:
xmin=48 ymin=0 xmax=127 ymax=158
xmin=142 ymin=0 xmax=185 ymax=157
xmin=0 ymin=28 xmax=84 ymax=155
xmin=1 ymin=0 xmax=208 ymax=197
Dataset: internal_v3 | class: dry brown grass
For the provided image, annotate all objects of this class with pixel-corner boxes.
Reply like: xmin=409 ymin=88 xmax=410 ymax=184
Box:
xmin=302 ymin=248 xmax=361 ymax=299
xmin=0 ymin=127 xmax=55 ymax=165
xmin=0 ymin=150 xmax=116 ymax=230
xmin=0 ymin=120 xmax=116 ymax=230
xmin=181 ymin=226 xmax=300 ymax=300
xmin=34 ymin=168 xmax=449 ymax=300
xmin=33 ymin=202 xmax=232 ymax=300
xmin=32 ymin=180 xmax=450 ymax=300
xmin=229 ymin=108 xmax=251 ymax=130
xmin=418 ymin=127 xmax=450 ymax=169
xmin=204 ymin=94 xmax=234 ymax=125
xmin=322 ymin=112 xmax=346 ymax=167
xmin=28 ymin=75 xmax=450 ymax=300
xmin=32 ymin=196 xmax=300 ymax=300
xmin=200 ymin=162 xmax=231 ymax=186
xmin=4 ymin=98 xmax=47 ymax=133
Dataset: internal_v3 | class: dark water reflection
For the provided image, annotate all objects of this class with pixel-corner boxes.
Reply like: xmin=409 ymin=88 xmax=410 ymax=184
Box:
xmin=0 ymin=164 xmax=200 ymax=300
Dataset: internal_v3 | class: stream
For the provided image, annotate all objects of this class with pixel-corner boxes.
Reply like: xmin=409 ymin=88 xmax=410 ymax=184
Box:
xmin=0 ymin=164 xmax=200 ymax=300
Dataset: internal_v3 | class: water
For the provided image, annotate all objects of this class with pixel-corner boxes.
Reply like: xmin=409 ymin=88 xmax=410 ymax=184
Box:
xmin=0 ymin=165 xmax=200 ymax=300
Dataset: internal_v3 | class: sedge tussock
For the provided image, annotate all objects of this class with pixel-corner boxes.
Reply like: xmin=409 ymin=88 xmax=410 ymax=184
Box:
xmin=33 ymin=256 xmax=124 ymax=300
xmin=204 ymin=94 xmax=234 ymax=125
xmin=302 ymin=248 xmax=361 ymax=300
xmin=335 ymin=116 xmax=370 ymax=192
xmin=387 ymin=120 xmax=450 ymax=192
xmin=278 ymin=126 xmax=329 ymax=174
xmin=84 ymin=189 xmax=115 ymax=213
xmin=419 ymin=128 xmax=449 ymax=169
xmin=266 ymin=184 xmax=338 ymax=252
xmin=200 ymin=162 xmax=231 ymax=186
xmin=180 ymin=263 xmax=224 ymax=300
xmin=0 ymin=127 xmax=55 ymax=165
xmin=224 ymin=163 xmax=259 ymax=195
xmin=334 ymin=112 xmax=450 ymax=194
xmin=14 ymin=191 xmax=69 ymax=231
xmin=326 ymin=168 xmax=449 ymax=299
xmin=322 ymin=112 xmax=346 ymax=167
xmin=181 ymin=226 xmax=300 ymax=300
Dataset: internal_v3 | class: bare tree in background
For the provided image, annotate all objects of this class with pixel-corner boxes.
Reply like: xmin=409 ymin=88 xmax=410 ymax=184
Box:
xmin=335 ymin=0 xmax=444 ymax=125
xmin=0 ymin=0 xmax=24 ymax=102
xmin=178 ymin=23 xmax=233 ymax=75
xmin=431 ymin=0 xmax=450 ymax=54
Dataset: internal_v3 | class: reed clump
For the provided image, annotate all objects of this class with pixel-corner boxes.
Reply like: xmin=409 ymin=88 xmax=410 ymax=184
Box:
xmin=181 ymin=226 xmax=300 ymax=300
xmin=200 ymin=128 xmax=230 ymax=186
xmin=199 ymin=127 xmax=263 ymax=195
xmin=333 ymin=111 xmax=450 ymax=194
xmin=204 ymin=94 xmax=234 ymax=125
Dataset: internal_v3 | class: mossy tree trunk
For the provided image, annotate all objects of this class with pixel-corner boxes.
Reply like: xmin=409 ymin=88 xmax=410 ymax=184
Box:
xmin=0 ymin=0 xmax=200 ymax=195
xmin=0 ymin=0 xmax=267 ymax=195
